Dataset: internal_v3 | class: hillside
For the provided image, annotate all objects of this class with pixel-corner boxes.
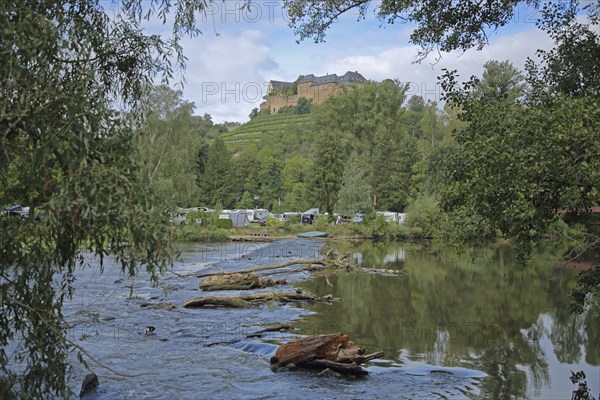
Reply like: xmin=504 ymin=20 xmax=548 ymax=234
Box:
xmin=220 ymin=113 xmax=312 ymax=153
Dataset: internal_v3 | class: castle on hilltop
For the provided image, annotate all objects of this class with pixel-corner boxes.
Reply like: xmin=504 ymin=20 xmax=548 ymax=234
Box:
xmin=260 ymin=71 xmax=366 ymax=114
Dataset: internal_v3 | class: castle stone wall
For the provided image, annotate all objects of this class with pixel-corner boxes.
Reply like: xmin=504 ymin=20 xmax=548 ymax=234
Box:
xmin=261 ymin=71 xmax=365 ymax=113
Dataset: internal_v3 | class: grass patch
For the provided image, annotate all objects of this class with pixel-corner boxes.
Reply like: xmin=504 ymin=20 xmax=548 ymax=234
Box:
xmin=176 ymin=225 xmax=229 ymax=242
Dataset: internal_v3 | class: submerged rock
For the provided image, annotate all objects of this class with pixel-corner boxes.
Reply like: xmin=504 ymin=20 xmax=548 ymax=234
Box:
xmin=139 ymin=301 xmax=176 ymax=311
xmin=79 ymin=373 xmax=99 ymax=398
xmin=318 ymin=368 xmax=343 ymax=378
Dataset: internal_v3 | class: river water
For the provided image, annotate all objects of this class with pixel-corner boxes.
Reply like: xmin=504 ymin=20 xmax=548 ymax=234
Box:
xmin=63 ymin=239 xmax=599 ymax=399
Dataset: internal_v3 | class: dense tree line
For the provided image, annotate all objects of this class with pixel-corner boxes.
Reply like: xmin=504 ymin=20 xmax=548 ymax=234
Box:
xmin=186 ymin=79 xmax=448 ymax=215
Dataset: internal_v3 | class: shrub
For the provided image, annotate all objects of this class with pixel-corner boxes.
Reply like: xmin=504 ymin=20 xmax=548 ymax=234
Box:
xmin=368 ymin=215 xmax=411 ymax=240
xmin=266 ymin=218 xmax=285 ymax=229
xmin=284 ymin=222 xmax=311 ymax=234
xmin=352 ymin=222 xmax=373 ymax=238
xmin=215 ymin=218 xmax=233 ymax=229
xmin=313 ymin=215 xmax=330 ymax=231
xmin=405 ymin=193 xmax=440 ymax=238
xmin=370 ymin=215 xmax=391 ymax=239
xmin=186 ymin=210 xmax=209 ymax=225
xmin=328 ymin=222 xmax=361 ymax=238
xmin=286 ymin=214 xmax=301 ymax=224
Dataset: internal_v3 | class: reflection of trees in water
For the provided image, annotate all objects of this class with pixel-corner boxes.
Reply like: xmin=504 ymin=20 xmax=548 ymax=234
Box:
xmin=551 ymin=314 xmax=586 ymax=364
xmin=477 ymin=338 xmax=548 ymax=398
xmin=583 ymin=312 xmax=600 ymax=366
xmin=551 ymin=309 xmax=600 ymax=366
xmin=548 ymin=259 xmax=600 ymax=367
xmin=299 ymin=241 xmax=595 ymax=399
xmin=345 ymin=241 xmax=408 ymax=269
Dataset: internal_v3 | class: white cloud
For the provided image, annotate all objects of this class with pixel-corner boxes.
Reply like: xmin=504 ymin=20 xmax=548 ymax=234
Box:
xmin=180 ymin=29 xmax=278 ymax=122
xmin=323 ymin=26 xmax=555 ymax=103
xmin=176 ymin=12 xmax=558 ymax=122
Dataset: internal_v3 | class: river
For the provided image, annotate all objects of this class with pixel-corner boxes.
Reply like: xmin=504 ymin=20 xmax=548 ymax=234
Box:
xmin=63 ymin=239 xmax=599 ymax=399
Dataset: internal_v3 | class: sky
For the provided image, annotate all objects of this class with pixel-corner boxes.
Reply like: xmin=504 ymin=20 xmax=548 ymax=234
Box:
xmin=150 ymin=1 xmax=557 ymax=123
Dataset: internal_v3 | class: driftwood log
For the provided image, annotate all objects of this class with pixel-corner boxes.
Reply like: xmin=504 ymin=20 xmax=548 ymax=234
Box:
xmin=200 ymin=273 xmax=286 ymax=291
xmin=354 ymin=267 xmax=405 ymax=275
xmin=197 ymin=256 xmax=403 ymax=281
xmin=183 ymin=290 xmax=338 ymax=308
xmin=270 ymin=332 xmax=383 ymax=375
xmin=246 ymin=324 xmax=293 ymax=338
xmin=197 ymin=259 xmax=326 ymax=278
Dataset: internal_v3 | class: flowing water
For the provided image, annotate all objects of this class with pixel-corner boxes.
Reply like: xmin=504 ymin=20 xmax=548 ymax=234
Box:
xmin=61 ymin=239 xmax=599 ymax=399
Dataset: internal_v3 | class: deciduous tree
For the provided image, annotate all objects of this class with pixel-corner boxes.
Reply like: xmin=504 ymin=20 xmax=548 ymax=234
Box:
xmin=283 ymin=0 xmax=547 ymax=59
xmin=198 ymin=137 xmax=236 ymax=207
xmin=136 ymin=85 xmax=202 ymax=207
xmin=335 ymin=152 xmax=373 ymax=217
xmin=439 ymin=62 xmax=600 ymax=261
xmin=0 ymin=1 xmax=218 ymax=397
xmin=310 ymin=130 xmax=350 ymax=213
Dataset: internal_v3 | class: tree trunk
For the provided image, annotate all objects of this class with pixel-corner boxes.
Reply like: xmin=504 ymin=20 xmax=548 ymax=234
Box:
xmin=199 ymin=273 xmax=286 ymax=291
xmin=270 ymin=332 xmax=383 ymax=375
xmin=183 ymin=291 xmax=337 ymax=308
xmin=197 ymin=259 xmax=325 ymax=278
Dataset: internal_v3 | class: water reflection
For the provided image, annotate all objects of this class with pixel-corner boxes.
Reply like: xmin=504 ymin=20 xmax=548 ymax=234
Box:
xmin=351 ymin=247 xmax=406 ymax=266
xmin=296 ymin=241 xmax=600 ymax=399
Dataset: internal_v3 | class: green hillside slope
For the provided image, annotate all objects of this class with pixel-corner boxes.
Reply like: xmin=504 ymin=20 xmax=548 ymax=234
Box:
xmin=221 ymin=113 xmax=311 ymax=153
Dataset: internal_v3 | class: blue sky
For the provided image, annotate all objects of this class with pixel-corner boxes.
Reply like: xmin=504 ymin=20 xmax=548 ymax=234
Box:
xmin=150 ymin=1 xmax=556 ymax=122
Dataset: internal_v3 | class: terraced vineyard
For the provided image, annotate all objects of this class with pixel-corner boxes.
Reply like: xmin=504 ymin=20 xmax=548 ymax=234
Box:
xmin=221 ymin=113 xmax=312 ymax=153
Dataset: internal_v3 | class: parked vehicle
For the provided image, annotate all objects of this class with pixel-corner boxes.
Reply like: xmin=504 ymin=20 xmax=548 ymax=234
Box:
xmin=301 ymin=208 xmax=320 ymax=224
xmin=335 ymin=215 xmax=352 ymax=224
xmin=172 ymin=207 xmax=213 ymax=225
xmin=375 ymin=211 xmax=407 ymax=224
xmin=246 ymin=208 xmax=272 ymax=223
xmin=1 ymin=205 xmax=29 ymax=218
xmin=397 ymin=213 xmax=407 ymax=224
xmin=352 ymin=213 xmax=364 ymax=223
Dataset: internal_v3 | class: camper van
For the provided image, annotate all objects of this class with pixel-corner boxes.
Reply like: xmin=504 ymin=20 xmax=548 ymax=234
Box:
xmin=301 ymin=208 xmax=320 ymax=225
xmin=1 ymin=205 xmax=29 ymax=218
xmin=375 ymin=211 xmax=407 ymax=224
xmin=246 ymin=209 xmax=272 ymax=223
xmin=172 ymin=207 xmax=212 ymax=225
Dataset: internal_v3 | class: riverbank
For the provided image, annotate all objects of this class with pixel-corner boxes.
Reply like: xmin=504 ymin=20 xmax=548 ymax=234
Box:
xmin=174 ymin=219 xmax=421 ymax=243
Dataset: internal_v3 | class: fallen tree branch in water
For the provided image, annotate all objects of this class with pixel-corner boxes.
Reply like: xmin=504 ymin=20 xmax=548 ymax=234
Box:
xmin=199 ymin=273 xmax=286 ymax=291
xmin=270 ymin=332 xmax=384 ymax=376
xmin=354 ymin=267 xmax=406 ymax=276
xmin=265 ymin=264 xmax=326 ymax=276
xmin=246 ymin=324 xmax=294 ymax=338
xmin=206 ymin=324 xmax=295 ymax=347
xmin=197 ymin=259 xmax=326 ymax=278
xmin=183 ymin=290 xmax=338 ymax=308
xmin=197 ymin=256 xmax=404 ymax=279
